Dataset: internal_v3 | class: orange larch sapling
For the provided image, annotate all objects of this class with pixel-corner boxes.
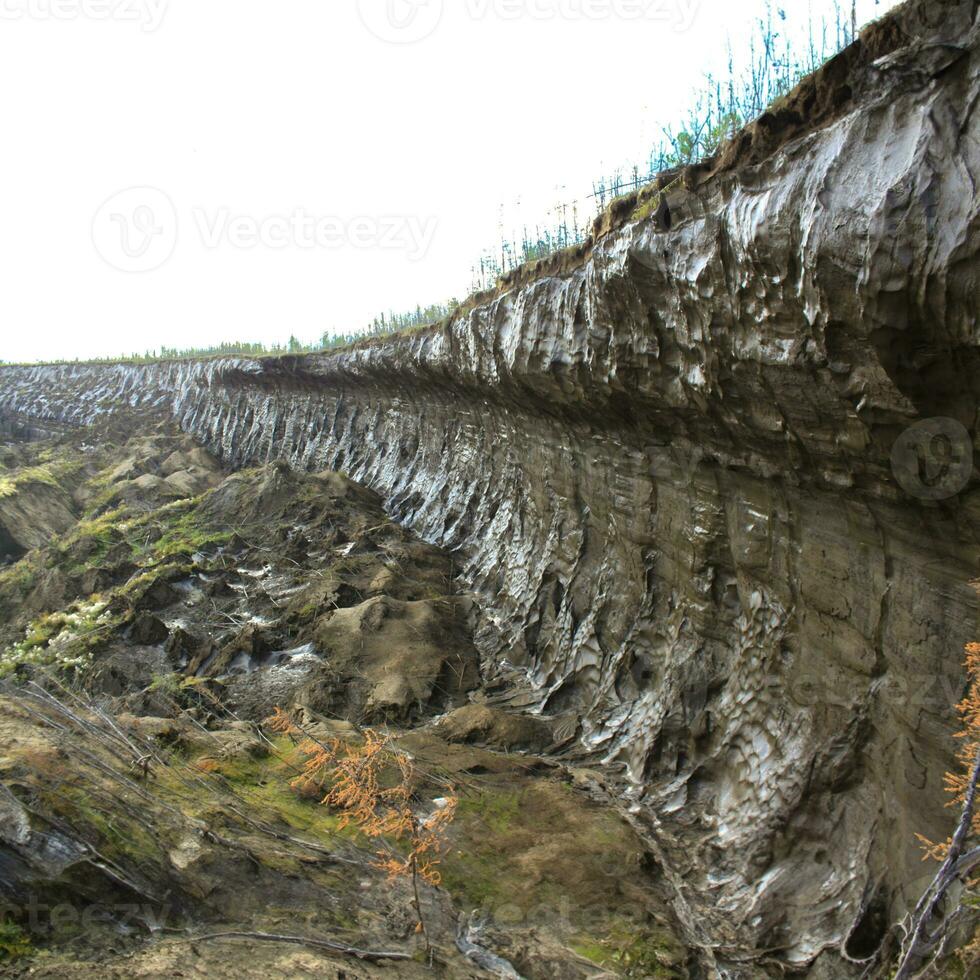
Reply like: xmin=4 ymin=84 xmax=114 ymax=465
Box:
xmin=265 ymin=708 xmax=458 ymax=953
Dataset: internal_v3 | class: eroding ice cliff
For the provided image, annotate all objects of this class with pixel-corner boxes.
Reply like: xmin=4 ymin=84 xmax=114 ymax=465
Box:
xmin=2 ymin=0 xmax=979 ymax=971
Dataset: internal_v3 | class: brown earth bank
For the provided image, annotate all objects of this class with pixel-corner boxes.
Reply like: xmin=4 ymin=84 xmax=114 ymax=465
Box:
xmin=0 ymin=424 xmax=688 ymax=979
xmin=0 ymin=0 xmax=978 ymax=975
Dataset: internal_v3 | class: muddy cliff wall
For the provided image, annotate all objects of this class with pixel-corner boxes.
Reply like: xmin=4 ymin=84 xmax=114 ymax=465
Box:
xmin=2 ymin=0 xmax=978 ymax=971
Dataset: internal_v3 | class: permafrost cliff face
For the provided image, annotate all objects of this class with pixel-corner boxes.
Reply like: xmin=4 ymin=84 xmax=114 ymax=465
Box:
xmin=2 ymin=0 xmax=979 ymax=972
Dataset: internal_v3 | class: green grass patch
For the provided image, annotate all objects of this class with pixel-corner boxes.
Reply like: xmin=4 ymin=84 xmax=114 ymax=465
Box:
xmin=51 ymin=507 xmax=129 ymax=574
xmin=0 ymin=465 xmax=60 ymax=499
xmin=0 ymin=597 xmax=116 ymax=679
xmin=167 ymin=737 xmax=349 ymax=846
xmin=43 ymin=781 xmax=164 ymax=866
xmin=440 ymin=787 xmax=526 ymax=909
xmin=151 ymin=522 xmax=232 ymax=561
xmin=0 ymin=921 xmax=33 ymax=962
xmin=0 ymin=449 xmax=88 ymax=500
xmin=0 ymin=557 xmax=38 ymax=603
xmin=571 ymin=924 xmax=687 ymax=978
xmin=458 ymin=788 xmax=521 ymax=835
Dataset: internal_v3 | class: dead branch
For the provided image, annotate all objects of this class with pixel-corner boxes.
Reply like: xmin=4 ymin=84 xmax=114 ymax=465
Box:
xmin=179 ymin=929 xmax=411 ymax=962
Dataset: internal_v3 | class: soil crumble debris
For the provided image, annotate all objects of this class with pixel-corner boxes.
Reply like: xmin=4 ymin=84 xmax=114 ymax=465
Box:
xmin=0 ymin=422 xmax=688 ymax=979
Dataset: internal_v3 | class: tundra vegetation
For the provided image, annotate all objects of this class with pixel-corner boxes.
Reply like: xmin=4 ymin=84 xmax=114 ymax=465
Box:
xmin=0 ymin=421 xmax=687 ymax=977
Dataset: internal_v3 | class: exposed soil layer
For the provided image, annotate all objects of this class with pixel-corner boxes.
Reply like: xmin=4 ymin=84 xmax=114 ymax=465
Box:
xmin=0 ymin=0 xmax=978 ymax=973
xmin=0 ymin=425 xmax=687 ymax=979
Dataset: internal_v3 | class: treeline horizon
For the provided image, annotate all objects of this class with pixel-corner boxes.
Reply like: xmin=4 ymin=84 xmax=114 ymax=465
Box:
xmin=2 ymin=0 xmax=870 ymax=368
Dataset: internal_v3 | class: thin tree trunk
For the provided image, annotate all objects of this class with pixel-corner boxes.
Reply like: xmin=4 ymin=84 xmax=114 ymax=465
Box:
xmin=894 ymin=744 xmax=980 ymax=979
xmin=411 ymin=848 xmax=432 ymax=957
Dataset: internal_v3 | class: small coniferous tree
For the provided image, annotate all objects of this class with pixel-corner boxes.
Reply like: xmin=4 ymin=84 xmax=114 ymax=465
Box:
xmin=897 ymin=640 xmax=980 ymax=976
xmin=267 ymin=710 xmax=457 ymax=953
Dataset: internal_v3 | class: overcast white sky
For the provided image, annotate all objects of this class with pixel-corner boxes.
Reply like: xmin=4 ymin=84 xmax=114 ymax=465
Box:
xmin=0 ymin=0 xmax=898 ymax=362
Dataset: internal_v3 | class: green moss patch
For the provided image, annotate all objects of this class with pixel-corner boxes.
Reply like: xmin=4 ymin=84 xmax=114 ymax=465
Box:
xmin=0 ymin=920 xmax=33 ymax=963
xmin=571 ymin=924 xmax=687 ymax=978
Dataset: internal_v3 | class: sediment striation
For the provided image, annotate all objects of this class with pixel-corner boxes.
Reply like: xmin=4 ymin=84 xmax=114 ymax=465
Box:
xmin=2 ymin=0 xmax=978 ymax=971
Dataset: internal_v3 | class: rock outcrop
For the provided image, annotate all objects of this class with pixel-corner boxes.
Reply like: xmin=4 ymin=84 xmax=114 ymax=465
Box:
xmin=1 ymin=0 xmax=978 ymax=971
